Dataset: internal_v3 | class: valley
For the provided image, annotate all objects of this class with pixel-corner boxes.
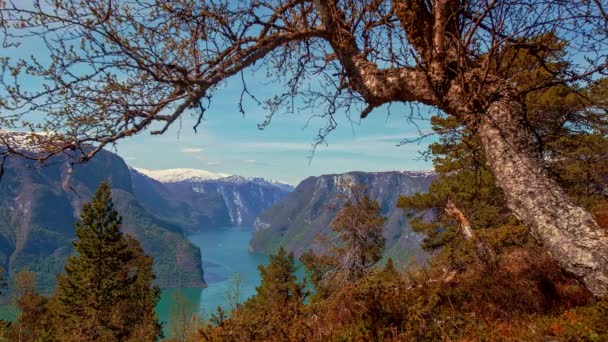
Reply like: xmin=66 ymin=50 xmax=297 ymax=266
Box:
xmin=156 ymin=227 xmax=269 ymax=332
xmin=0 ymin=132 xmax=437 ymax=329
xmin=0 ymin=139 xmax=294 ymax=294
xmin=1 ymin=3 xmax=607 ymax=339
xmin=251 ymin=171 xmax=436 ymax=264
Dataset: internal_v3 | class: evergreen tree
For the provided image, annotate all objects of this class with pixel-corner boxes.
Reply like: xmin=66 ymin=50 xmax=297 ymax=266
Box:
xmin=302 ymin=186 xmax=387 ymax=297
xmin=255 ymin=247 xmax=305 ymax=309
xmin=53 ymin=181 xmax=161 ymax=341
xmin=329 ymin=187 xmax=386 ymax=282
xmin=397 ymin=48 xmax=608 ymax=268
xmin=219 ymin=247 xmax=307 ymax=341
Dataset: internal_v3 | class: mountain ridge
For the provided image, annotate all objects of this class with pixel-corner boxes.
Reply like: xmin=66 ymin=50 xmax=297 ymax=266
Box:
xmin=135 ymin=167 xmax=293 ymax=188
xmin=250 ymin=170 xmax=437 ymax=264
xmin=133 ymin=167 xmax=231 ymax=183
xmin=0 ymin=148 xmax=207 ymax=292
xmin=134 ymin=168 xmax=294 ymax=227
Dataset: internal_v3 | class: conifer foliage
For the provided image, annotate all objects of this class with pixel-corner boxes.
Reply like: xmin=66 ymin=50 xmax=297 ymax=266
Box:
xmin=203 ymin=247 xmax=308 ymax=341
xmin=329 ymin=188 xmax=386 ymax=283
xmin=53 ymin=181 xmax=162 ymax=341
xmin=301 ymin=186 xmax=387 ymax=298
xmin=254 ymin=247 xmax=306 ymax=313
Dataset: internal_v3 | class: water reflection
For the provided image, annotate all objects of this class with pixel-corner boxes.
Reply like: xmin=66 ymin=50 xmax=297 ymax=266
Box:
xmin=155 ymin=227 xmax=270 ymax=334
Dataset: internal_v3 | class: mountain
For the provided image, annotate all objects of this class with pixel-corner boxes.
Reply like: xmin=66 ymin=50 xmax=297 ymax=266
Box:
xmin=137 ymin=169 xmax=294 ymax=227
xmin=249 ymin=171 xmax=437 ymax=264
xmin=129 ymin=168 xmax=232 ymax=233
xmin=0 ymin=134 xmax=206 ymax=292
xmin=133 ymin=168 xmax=231 ymax=183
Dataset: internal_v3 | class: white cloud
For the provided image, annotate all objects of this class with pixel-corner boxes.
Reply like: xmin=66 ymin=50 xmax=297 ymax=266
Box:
xmin=181 ymin=147 xmax=204 ymax=153
xmin=241 ymin=159 xmax=272 ymax=166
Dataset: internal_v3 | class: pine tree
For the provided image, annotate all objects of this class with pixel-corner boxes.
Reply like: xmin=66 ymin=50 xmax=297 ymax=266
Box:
xmin=301 ymin=186 xmax=387 ymax=300
xmin=397 ymin=48 xmax=608 ymax=269
xmin=220 ymin=247 xmax=308 ymax=341
xmin=255 ymin=247 xmax=305 ymax=308
xmin=329 ymin=187 xmax=386 ymax=282
xmin=53 ymin=181 xmax=161 ymax=341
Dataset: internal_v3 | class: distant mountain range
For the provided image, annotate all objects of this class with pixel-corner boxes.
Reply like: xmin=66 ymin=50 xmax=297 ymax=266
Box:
xmin=133 ymin=168 xmax=231 ymax=183
xmin=250 ymin=171 xmax=437 ymax=264
xmin=0 ymin=131 xmax=436 ymax=292
xmin=134 ymin=168 xmax=294 ymax=227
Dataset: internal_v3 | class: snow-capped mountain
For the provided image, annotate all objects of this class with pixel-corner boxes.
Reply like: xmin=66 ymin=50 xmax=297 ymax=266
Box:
xmin=134 ymin=167 xmax=231 ymax=183
xmin=135 ymin=168 xmax=292 ymax=189
xmin=0 ymin=129 xmax=70 ymax=155
xmin=130 ymin=168 xmax=294 ymax=227
xmin=212 ymin=175 xmax=295 ymax=192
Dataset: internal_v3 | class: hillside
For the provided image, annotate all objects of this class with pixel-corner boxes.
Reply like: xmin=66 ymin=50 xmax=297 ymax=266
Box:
xmin=137 ymin=169 xmax=294 ymax=227
xmin=0 ymin=146 xmax=206 ymax=293
xmin=249 ymin=171 xmax=436 ymax=263
xmin=129 ymin=168 xmax=232 ymax=233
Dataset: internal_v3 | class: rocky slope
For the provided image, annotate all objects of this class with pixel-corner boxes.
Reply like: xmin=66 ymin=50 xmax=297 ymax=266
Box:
xmin=136 ymin=169 xmax=294 ymax=227
xmin=129 ymin=168 xmax=232 ymax=233
xmin=250 ymin=171 xmax=436 ymax=264
xmin=0 ymin=143 xmax=206 ymax=292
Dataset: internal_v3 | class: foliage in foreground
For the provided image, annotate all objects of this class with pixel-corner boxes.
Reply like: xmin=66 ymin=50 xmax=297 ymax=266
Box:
xmin=191 ymin=72 xmax=608 ymax=342
xmin=193 ymin=230 xmax=606 ymax=341
xmin=189 ymin=182 xmax=608 ymax=341
xmin=0 ymin=182 xmax=162 ymax=342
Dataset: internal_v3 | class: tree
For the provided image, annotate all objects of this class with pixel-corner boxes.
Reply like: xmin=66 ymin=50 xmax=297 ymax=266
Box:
xmin=53 ymin=181 xmax=161 ymax=341
xmin=225 ymin=272 xmax=244 ymax=310
xmin=301 ymin=185 xmax=386 ymax=297
xmin=398 ymin=74 xmax=608 ymax=271
xmin=329 ymin=186 xmax=386 ymax=282
xmin=166 ymin=290 xmax=203 ymax=342
xmin=256 ymin=247 xmax=306 ymax=309
xmin=220 ymin=247 xmax=307 ymax=341
xmin=1 ymin=0 xmax=608 ymax=295
xmin=10 ymin=271 xmax=53 ymax=342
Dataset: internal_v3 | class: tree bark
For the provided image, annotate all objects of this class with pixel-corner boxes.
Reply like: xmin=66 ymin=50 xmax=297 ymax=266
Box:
xmin=477 ymin=94 xmax=608 ymax=297
xmin=316 ymin=0 xmax=608 ymax=296
xmin=445 ymin=199 xmax=497 ymax=272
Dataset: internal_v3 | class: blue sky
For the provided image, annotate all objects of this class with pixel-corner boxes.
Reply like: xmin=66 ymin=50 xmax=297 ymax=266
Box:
xmin=6 ymin=46 xmax=437 ymax=185
xmin=4 ymin=1 xmax=436 ymax=185
xmin=111 ymin=73 xmax=436 ymax=184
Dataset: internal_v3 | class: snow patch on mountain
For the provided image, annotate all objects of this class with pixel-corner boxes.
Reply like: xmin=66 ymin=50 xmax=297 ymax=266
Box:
xmin=402 ymin=170 xmax=436 ymax=177
xmin=133 ymin=168 xmax=231 ymax=183
xmin=215 ymin=175 xmax=294 ymax=191
xmin=0 ymin=129 xmax=62 ymax=154
xmin=133 ymin=167 xmax=294 ymax=189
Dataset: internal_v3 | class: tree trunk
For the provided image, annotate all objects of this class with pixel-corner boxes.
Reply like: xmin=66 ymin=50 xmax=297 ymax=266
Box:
xmin=477 ymin=94 xmax=608 ymax=297
xmin=445 ymin=199 xmax=497 ymax=272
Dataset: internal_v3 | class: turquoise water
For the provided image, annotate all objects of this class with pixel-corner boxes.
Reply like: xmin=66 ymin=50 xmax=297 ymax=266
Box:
xmin=155 ymin=227 xmax=269 ymax=331
xmin=0 ymin=226 xmax=272 ymax=336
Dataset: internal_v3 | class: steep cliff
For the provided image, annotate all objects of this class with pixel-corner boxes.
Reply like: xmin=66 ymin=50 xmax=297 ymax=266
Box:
xmin=250 ymin=171 xmax=436 ymax=264
xmin=130 ymin=168 xmax=232 ymax=232
xmin=136 ymin=169 xmax=294 ymax=227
